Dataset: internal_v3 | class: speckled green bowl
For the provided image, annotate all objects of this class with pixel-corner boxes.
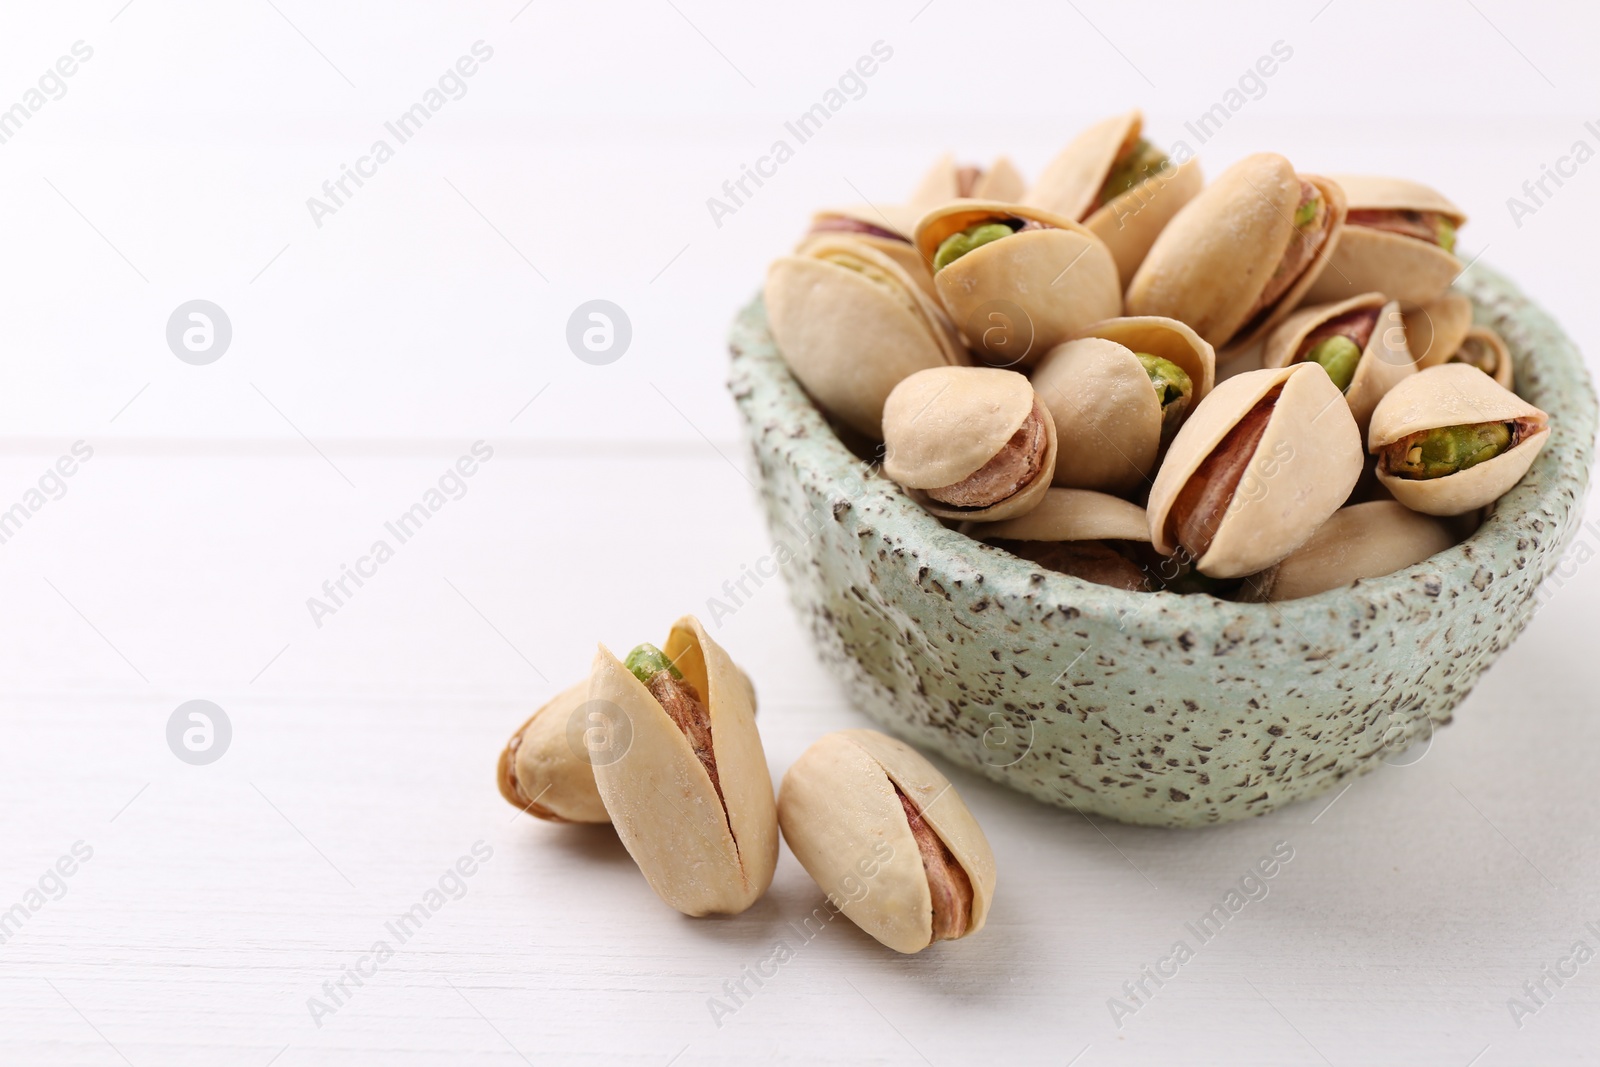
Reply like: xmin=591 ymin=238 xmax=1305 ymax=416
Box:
xmin=730 ymin=263 xmax=1595 ymax=828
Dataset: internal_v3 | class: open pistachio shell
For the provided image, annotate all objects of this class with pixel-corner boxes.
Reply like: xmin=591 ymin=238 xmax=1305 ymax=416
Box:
xmin=1031 ymin=337 xmax=1162 ymax=495
xmin=1450 ymin=325 xmax=1514 ymax=390
xmin=1302 ymin=175 xmax=1465 ymax=306
xmin=1241 ymin=500 xmax=1457 ymax=602
xmin=972 ymin=487 xmax=1150 ymax=543
xmin=882 ymin=366 xmax=1057 ymax=521
xmin=908 ymin=154 xmax=1026 ymax=214
xmin=1127 ymin=153 xmax=1347 ymax=355
xmin=798 ymin=204 xmax=934 ymax=299
xmin=913 ymin=200 xmax=1122 ymax=368
xmin=590 ymin=616 xmax=778 ymax=916
xmin=1263 ymin=293 xmax=1416 ymax=433
xmin=766 ymin=236 xmax=964 ymax=438
xmin=496 ymin=679 xmax=611 ymax=824
xmin=1405 ymin=291 xmax=1474 ymax=369
xmin=1147 ymin=363 xmax=1364 ymax=579
xmin=1023 ymin=109 xmax=1204 ymax=286
xmin=1078 ymin=315 xmax=1217 ymax=403
xmin=778 ymin=729 xmax=995 ymax=954
xmin=1368 ymin=363 xmax=1550 ymax=516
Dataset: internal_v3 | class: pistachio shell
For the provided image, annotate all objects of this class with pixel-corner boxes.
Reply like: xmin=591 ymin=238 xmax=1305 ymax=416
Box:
xmin=590 ymin=616 xmax=777 ymax=916
xmin=1127 ymin=154 xmax=1347 ymax=353
xmin=766 ymin=237 xmax=963 ymax=438
xmin=1147 ymin=363 xmax=1364 ymax=578
xmin=1452 ymin=325 xmax=1514 ymax=390
xmin=1328 ymin=175 xmax=1466 ymax=220
xmin=496 ymin=679 xmax=611 ymax=824
xmin=1263 ymin=293 xmax=1416 ymax=433
xmin=778 ymin=729 xmax=996 ymax=954
xmin=971 ymin=487 xmax=1150 ymax=543
xmin=1301 ymin=175 xmax=1464 ymax=306
xmin=974 ymin=156 xmax=1026 ymax=202
xmin=1077 ymin=314 xmax=1216 ymax=403
xmin=1031 ymin=337 xmax=1161 ymax=495
xmin=1241 ymin=500 xmax=1456 ymax=601
xmin=908 ymin=155 xmax=1026 ymax=214
xmin=1368 ymin=363 xmax=1550 ymax=516
xmin=1086 ymin=158 xmax=1205 ymax=287
xmin=913 ymin=199 xmax=1122 ymax=368
xmin=799 ymin=204 xmax=934 ymax=299
xmin=1405 ymin=291 xmax=1474 ymax=368
xmin=1024 ymin=110 xmax=1143 ymax=224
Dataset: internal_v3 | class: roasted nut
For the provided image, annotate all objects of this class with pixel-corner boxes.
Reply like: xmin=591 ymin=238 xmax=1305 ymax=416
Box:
xmin=1127 ymin=153 xmax=1347 ymax=354
xmin=1404 ymin=291 xmax=1473 ymax=369
xmin=883 ymin=366 xmax=1057 ymax=521
xmin=590 ymin=616 xmax=778 ymax=916
xmin=1147 ymin=363 xmax=1364 ymax=578
xmin=912 ymin=200 xmax=1122 ymax=368
xmin=1448 ymin=325 xmax=1514 ymax=390
xmin=778 ymin=729 xmax=996 ymax=954
xmin=1240 ymin=500 xmax=1456 ymax=601
xmin=766 ymin=235 xmax=965 ymax=438
xmin=798 ymin=203 xmax=934 ymax=299
xmin=496 ymin=680 xmax=611 ymax=824
xmin=1023 ymin=109 xmax=1204 ymax=286
xmin=1264 ymin=292 xmax=1416 ymax=432
xmin=1368 ymin=363 xmax=1550 ymax=516
xmin=970 ymin=488 xmax=1154 ymax=590
xmin=1302 ymin=175 xmax=1465 ymax=306
xmin=907 ymin=153 xmax=1026 ymax=213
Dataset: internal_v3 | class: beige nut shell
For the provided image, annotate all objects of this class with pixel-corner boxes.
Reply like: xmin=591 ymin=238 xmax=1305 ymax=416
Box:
xmin=1452 ymin=325 xmax=1514 ymax=390
xmin=1147 ymin=363 xmax=1364 ymax=578
xmin=589 ymin=616 xmax=777 ymax=917
xmin=778 ymin=729 xmax=996 ymax=954
xmin=1302 ymin=175 xmax=1464 ymax=306
xmin=496 ymin=679 xmax=610 ymax=824
xmin=1127 ymin=153 xmax=1347 ymax=353
xmin=799 ymin=204 xmax=934 ymax=299
xmin=1406 ymin=291 xmax=1474 ymax=368
xmin=1031 ymin=337 xmax=1162 ymax=495
xmin=913 ymin=200 xmax=1122 ymax=368
xmin=1242 ymin=500 xmax=1456 ymax=602
xmin=1368 ymin=363 xmax=1550 ymax=516
xmin=908 ymin=154 xmax=1027 ymax=214
xmin=766 ymin=237 xmax=963 ymax=439
xmin=972 ymin=487 xmax=1151 ymax=543
xmin=1078 ymin=314 xmax=1217 ymax=403
xmin=1264 ymin=293 xmax=1416 ymax=433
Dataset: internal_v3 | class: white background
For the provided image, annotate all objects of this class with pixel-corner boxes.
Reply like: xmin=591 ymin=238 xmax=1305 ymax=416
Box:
xmin=1 ymin=1 xmax=1598 ymax=1064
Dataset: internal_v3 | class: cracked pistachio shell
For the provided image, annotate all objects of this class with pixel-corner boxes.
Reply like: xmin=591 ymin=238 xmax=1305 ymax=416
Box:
xmin=1079 ymin=314 xmax=1217 ymax=402
xmin=1127 ymin=154 xmax=1347 ymax=354
xmin=590 ymin=616 xmax=777 ymax=916
xmin=881 ymin=366 xmax=1057 ymax=521
xmin=1368 ymin=363 xmax=1550 ymax=516
xmin=496 ymin=679 xmax=610 ymax=824
xmin=1405 ymin=291 xmax=1474 ymax=369
xmin=907 ymin=154 xmax=1027 ymax=214
xmin=1450 ymin=325 xmax=1514 ymax=390
xmin=1302 ymin=175 xmax=1465 ymax=306
xmin=913 ymin=200 xmax=1122 ymax=368
xmin=1147 ymin=363 xmax=1364 ymax=579
xmin=1023 ymin=109 xmax=1205 ymax=286
xmin=1241 ymin=500 xmax=1456 ymax=602
xmin=799 ymin=204 xmax=935 ymax=300
xmin=766 ymin=236 xmax=964 ymax=439
xmin=778 ymin=729 xmax=996 ymax=954
xmin=971 ymin=488 xmax=1150 ymax=543
xmin=1031 ymin=337 xmax=1164 ymax=495
xmin=1264 ymin=293 xmax=1416 ymax=433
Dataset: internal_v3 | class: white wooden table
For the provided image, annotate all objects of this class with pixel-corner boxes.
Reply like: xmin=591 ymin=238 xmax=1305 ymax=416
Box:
xmin=3 ymin=3 xmax=1598 ymax=1063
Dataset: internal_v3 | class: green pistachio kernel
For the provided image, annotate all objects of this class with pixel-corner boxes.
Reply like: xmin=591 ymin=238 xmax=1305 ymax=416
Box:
xmin=1386 ymin=422 xmax=1513 ymax=480
xmin=1436 ymin=216 xmax=1457 ymax=254
xmin=1293 ymin=195 xmax=1322 ymax=228
xmin=1134 ymin=352 xmax=1193 ymax=427
xmin=625 ymin=643 xmax=681 ymax=686
xmin=932 ymin=222 xmax=1015 ymax=272
xmin=1097 ymin=139 xmax=1169 ymax=206
xmin=1305 ymin=335 xmax=1361 ymax=393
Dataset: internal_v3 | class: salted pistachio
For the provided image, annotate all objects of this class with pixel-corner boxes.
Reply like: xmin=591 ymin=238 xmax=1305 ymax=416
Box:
xmin=1147 ymin=363 xmax=1364 ymax=579
xmin=778 ymin=729 xmax=996 ymax=954
xmin=589 ymin=616 xmax=778 ymax=916
xmin=1448 ymin=325 xmax=1514 ymax=390
xmin=496 ymin=680 xmax=611 ymax=824
xmin=1404 ymin=291 xmax=1474 ymax=369
xmin=1240 ymin=500 xmax=1456 ymax=602
xmin=1023 ymin=109 xmax=1204 ymax=286
xmin=1264 ymin=292 xmax=1415 ymax=433
xmin=798 ymin=203 xmax=934 ymax=300
xmin=912 ymin=200 xmax=1122 ymax=368
xmin=766 ymin=235 xmax=965 ymax=438
xmin=882 ymin=366 xmax=1057 ymax=521
xmin=969 ymin=488 xmax=1155 ymax=591
xmin=1127 ymin=153 xmax=1347 ymax=356
xmin=907 ymin=153 xmax=1026 ymax=214
xmin=1368 ymin=364 xmax=1550 ymax=516
xmin=1303 ymin=175 xmax=1465 ymax=306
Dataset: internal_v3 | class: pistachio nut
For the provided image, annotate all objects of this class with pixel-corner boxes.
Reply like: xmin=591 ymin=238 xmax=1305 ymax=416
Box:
xmin=1447 ymin=325 xmax=1514 ymax=390
xmin=1127 ymin=153 xmax=1347 ymax=355
xmin=907 ymin=153 xmax=1026 ymax=214
xmin=912 ymin=200 xmax=1122 ymax=368
xmin=1022 ymin=109 xmax=1205 ymax=286
xmin=1264 ymin=293 xmax=1415 ymax=433
xmin=1302 ymin=175 xmax=1465 ymax=306
xmin=778 ymin=729 xmax=996 ymax=954
xmin=496 ymin=680 xmax=611 ymax=824
xmin=971 ymin=488 xmax=1154 ymax=591
xmin=798 ymin=203 xmax=935 ymax=300
xmin=1404 ymin=291 xmax=1474 ymax=369
xmin=882 ymin=366 xmax=1057 ymax=521
xmin=766 ymin=235 xmax=965 ymax=438
xmin=1031 ymin=338 xmax=1173 ymax=495
xmin=589 ymin=616 xmax=778 ymax=916
xmin=1368 ymin=363 xmax=1550 ymax=516
xmin=1240 ymin=500 xmax=1456 ymax=602
xmin=1147 ymin=363 xmax=1364 ymax=578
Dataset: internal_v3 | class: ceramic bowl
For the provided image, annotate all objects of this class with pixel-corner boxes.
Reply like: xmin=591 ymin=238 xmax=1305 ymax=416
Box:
xmin=729 ymin=263 xmax=1594 ymax=828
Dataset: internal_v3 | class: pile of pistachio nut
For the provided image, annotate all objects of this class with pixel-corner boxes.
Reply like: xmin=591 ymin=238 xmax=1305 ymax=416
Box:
xmin=764 ymin=109 xmax=1552 ymax=600
xmin=498 ymin=615 xmax=996 ymax=953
